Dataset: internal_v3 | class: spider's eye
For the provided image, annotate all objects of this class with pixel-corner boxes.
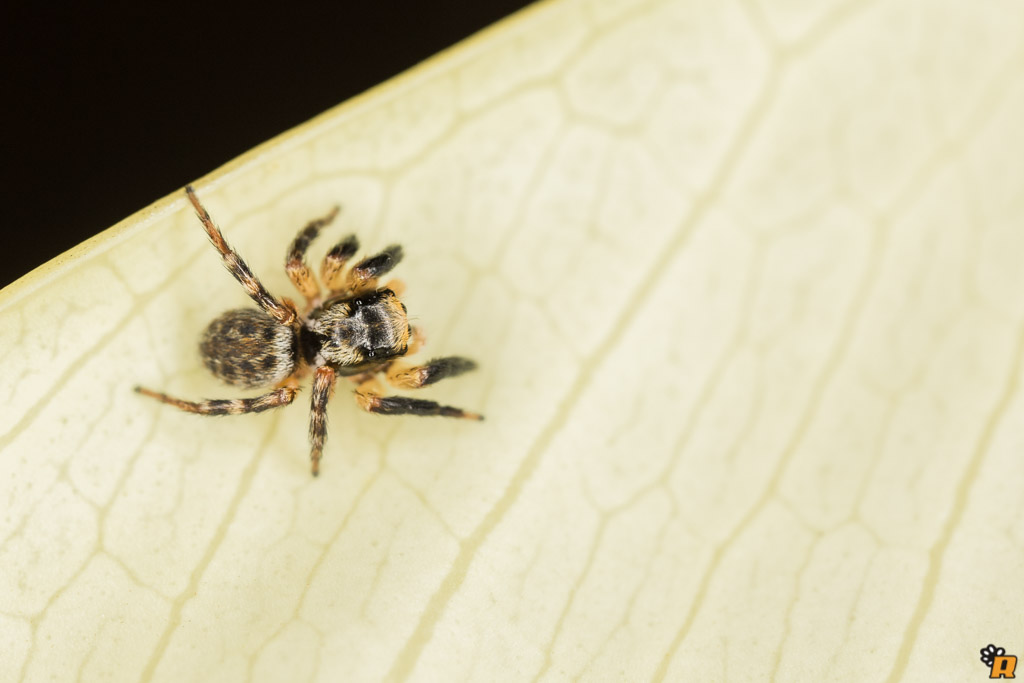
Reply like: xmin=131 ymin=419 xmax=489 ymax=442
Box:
xmin=365 ymin=348 xmax=376 ymax=359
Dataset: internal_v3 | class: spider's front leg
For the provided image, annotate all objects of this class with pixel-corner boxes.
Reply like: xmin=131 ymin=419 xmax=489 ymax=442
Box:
xmin=321 ymin=234 xmax=360 ymax=294
xmin=322 ymin=240 xmax=404 ymax=297
xmin=345 ymin=246 xmax=404 ymax=295
xmin=354 ymin=377 xmax=483 ymax=421
xmin=386 ymin=356 xmax=478 ymax=390
xmin=285 ymin=205 xmax=340 ymax=312
xmin=309 ymin=365 xmax=338 ymax=477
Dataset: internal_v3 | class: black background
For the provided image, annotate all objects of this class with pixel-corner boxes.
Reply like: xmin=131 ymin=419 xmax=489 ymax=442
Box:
xmin=3 ymin=2 xmax=534 ymax=289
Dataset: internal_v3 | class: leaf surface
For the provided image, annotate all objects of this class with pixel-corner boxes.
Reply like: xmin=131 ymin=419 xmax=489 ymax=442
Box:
xmin=2 ymin=0 xmax=1024 ymax=680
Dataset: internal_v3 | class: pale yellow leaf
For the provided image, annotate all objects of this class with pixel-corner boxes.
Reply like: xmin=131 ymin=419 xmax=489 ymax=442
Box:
xmin=2 ymin=0 xmax=1024 ymax=681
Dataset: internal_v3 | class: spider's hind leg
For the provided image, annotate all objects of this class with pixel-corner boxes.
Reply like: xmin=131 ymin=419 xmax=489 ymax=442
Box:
xmin=186 ymin=186 xmax=298 ymax=327
xmin=308 ymin=366 xmax=338 ymax=477
xmin=134 ymin=382 xmax=299 ymax=415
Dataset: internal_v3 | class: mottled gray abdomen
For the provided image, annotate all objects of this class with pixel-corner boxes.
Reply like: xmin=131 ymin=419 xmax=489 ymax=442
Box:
xmin=199 ymin=308 xmax=296 ymax=388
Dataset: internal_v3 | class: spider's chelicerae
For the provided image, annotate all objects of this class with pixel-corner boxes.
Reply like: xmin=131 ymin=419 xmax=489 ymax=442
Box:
xmin=136 ymin=185 xmax=482 ymax=476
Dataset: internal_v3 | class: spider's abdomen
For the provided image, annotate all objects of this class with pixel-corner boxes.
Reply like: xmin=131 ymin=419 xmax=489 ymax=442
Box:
xmin=200 ymin=308 xmax=296 ymax=388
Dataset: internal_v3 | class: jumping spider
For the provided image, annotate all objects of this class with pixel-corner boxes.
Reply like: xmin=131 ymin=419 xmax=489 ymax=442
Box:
xmin=136 ymin=185 xmax=482 ymax=476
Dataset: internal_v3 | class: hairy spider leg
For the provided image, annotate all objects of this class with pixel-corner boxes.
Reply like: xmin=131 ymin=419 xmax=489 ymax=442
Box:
xmin=309 ymin=365 xmax=337 ymax=477
xmin=386 ymin=356 xmax=477 ymax=390
xmin=285 ymin=204 xmax=341 ymax=310
xmin=320 ymin=234 xmax=360 ymax=293
xmin=354 ymin=377 xmax=483 ymax=421
xmin=345 ymin=245 xmax=404 ymax=296
xmin=134 ymin=383 xmax=299 ymax=415
xmin=186 ymin=185 xmax=298 ymax=326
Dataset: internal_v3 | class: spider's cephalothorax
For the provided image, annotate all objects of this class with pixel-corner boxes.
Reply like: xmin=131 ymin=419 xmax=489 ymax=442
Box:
xmin=136 ymin=186 xmax=482 ymax=476
xmin=302 ymin=288 xmax=411 ymax=371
